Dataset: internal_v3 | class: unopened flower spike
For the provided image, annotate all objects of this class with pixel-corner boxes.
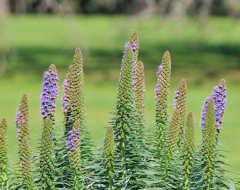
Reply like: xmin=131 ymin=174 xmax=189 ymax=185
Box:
xmin=155 ymin=51 xmax=171 ymax=156
xmin=173 ymin=79 xmax=187 ymax=146
xmin=16 ymin=94 xmax=33 ymax=189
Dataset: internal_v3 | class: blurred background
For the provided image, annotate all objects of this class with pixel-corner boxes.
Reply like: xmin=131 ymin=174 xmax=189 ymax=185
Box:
xmin=0 ymin=0 xmax=240 ymax=179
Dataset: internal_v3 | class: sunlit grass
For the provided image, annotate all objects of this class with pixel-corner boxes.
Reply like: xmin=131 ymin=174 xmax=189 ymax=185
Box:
xmin=1 ymin=75 xmax=239 ymax=179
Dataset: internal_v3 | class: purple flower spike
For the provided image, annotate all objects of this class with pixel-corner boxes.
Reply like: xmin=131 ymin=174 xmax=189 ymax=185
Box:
xmin=200 ymin=97 xmax=209 ymax=130
xmin=155 ymin=65 xmax=162 ymax=102
xmin=211 ymin=80 xmax=226 ymax=130
xmin=66 ymin=129 xmax=80 ymax=151
xmin=40 ymin=65 xmax=59 ymax=119
xmin=62 ymin=79 xmax=69 ymax=113
xmin=200 ymin=79 xmax=226 ymax=131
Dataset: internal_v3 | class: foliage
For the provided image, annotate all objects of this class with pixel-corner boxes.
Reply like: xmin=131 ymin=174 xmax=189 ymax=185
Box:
xmin=0 ymin=30 xmax=238 ymax=190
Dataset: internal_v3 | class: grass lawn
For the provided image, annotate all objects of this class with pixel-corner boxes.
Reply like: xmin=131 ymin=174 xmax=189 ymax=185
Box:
xmin=0 ymin=15 xmax=240 ymax=179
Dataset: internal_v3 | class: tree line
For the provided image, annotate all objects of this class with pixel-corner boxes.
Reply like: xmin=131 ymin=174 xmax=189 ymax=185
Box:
xmin=0 ymin=0 xmax=240 ymax=18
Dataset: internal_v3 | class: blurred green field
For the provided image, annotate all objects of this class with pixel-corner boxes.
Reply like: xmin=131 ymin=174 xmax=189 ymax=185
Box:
xmin=0 ymin=15 xmax=240 ymax=179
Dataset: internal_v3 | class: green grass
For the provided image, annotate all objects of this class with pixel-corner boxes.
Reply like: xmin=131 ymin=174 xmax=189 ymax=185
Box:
xmin=1 ymin=76 xmax=239 ymax=179
xmin=0 ymin=15 xmax=240 ymax=180
xmin=1 ymin=15 xmax=240 ymax=80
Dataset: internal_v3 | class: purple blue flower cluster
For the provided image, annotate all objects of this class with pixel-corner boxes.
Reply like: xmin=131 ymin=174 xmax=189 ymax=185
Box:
xmin=62 ymin=79 xmax=69 ymax=113
xmin=155 ymin=65 xmax=162 ymax=102
xmin=66 ymin=129 xmax=80 ymax=151
xmin=40 ymin=69 xmax=59 ymax=119
xmin=211 ymin=81 xmax=226 ymax=130
xmin=200 ymin=80 xmax=226 ymax=130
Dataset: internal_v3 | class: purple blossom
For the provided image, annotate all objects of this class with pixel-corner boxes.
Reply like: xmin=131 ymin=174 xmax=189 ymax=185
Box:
xmin=40 ymin=69 xmax=59 ymax=119
xmin=131 ymin=42 xmax=137 ymax=52
xmin=200 ymin=97 xmax=209 ymax=130
xmin=173 ymin=89 xmax=180 ymax=109
xmin=66 ymin=129 xmax=80 ymax=151
xmin=62 ymin=79 xmax=69 ymax=113
xmin=16 ymin=106 xmax=26 ymax=139
xmin=154 ymin=65 xmax=162 ymax=102
xmin=211 ymin=81 xmax=226 ymax=130
xmin=200 ymin=80 xmax=226 ymax=130
xmin=16 ymin=108 xmax=25 ymax=128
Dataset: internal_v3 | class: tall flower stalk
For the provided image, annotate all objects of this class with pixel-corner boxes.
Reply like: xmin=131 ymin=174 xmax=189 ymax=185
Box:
xmin=113 ymin=43 xmax=134 ymax=180
xmin=16 ymin=94 xmax=33 ymax=189
xmin=39 ymin=64 xmax=59 ymax=189
xmin=63 ymin=48 xmax=92 ymax=160
xmin=155 ymin=51 xmax=171 ymax=156
xmin=57 ymin=48 xmax=93 ymax=187
xmin=0 ymin=118 xmax=8 ymax=189
xmin=40 ymin=64 xmax=59 ymax=122
xmin=173 ymin=79 xmax=187 ymax=147
xmin=201 ymin=97 xmax=216 ymax=189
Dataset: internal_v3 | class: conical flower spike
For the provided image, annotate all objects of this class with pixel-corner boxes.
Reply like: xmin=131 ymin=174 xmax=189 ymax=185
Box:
xmin=16 ymin=94 xmax=33 ymax=189
xmin=40 ymin=64 xmax=59 ymax=121
xmin=155 ymin=51 xmax=171 ymax=154
xmin=113 ymin=44 xmax=134 ymax=180
xmin=174 ymin=79 xmax=187 ymax=147
xmin=72 ymin=47 xmax=85 ymax=127
xmin=202 ymin=97 xmax=216 ymax=189
xmin=63 ymin=47 xmax=85 ymax=133
xmin=211 ymin=79 xmax=226 ymax=131
xmin=0 ymin=118 xmax=7 ymax=188
xmin=104 ymin=126 xmax=115 ymax=190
